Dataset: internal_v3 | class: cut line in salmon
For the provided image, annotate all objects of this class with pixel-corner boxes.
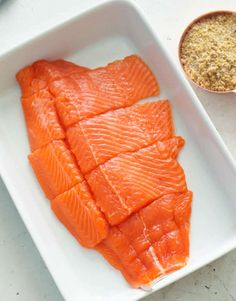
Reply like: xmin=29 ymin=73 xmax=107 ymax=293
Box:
xmin=50 ymin=55 xmax=160 ymax=127
xmin=67 ymin=100 xmax=173 ymax=174
xmin=96 ymin=191 xmax=192 ymax=288
xmin=29 ymin=140 xmax=83 ymax=199
xmin=21 ymin=90 xmax=65 ymax=151
xmin=16 ymin=59 xmax=89 ymax=97
xmin=51 ymin=181 xmax=109 ymax=248
xmin=16 ymin=59 xmax=89 ymax=150
xmin=87 ymin=137 xmax=187 ymax=225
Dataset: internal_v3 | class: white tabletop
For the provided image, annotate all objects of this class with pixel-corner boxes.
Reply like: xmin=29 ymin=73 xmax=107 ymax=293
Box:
xmin=0 ymin=0 xmax=236 ymax=300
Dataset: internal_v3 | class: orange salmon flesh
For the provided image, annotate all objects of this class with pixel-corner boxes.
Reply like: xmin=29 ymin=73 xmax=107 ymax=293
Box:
xmin=16 ymin=55 xmax=192 ymax=287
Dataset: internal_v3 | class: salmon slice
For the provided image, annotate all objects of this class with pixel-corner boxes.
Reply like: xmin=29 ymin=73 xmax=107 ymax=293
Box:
xmin=16 ymin=65 xmax=47 ymax=97
xmin=16 ymin=60 xmax=88 ymax=97
xmin=33 ymin=59 xmax=89 ymax=83
xmin=140 ymin=192 xmax=191 ymax=273
xmin=96 ymin=227 xmax=151 ymax=287
xmin=17 ymin=60 xmax=89 ymax=150
xmin=29 ymin=140 xmax=83 ymax=199
xmin=21 ymin=90 xmax=65 ymax=151
xmin=50 ymin=55 xmax=160 ymax=127
xmin=67 ymin=100 xmax=173 ymax=174
xmin=96 ymin=191 xmax=192 ymax=287
xmin=86 ymin=137 xmax=187 ymax=225
xmin=51 ymin=181 xmax=109 ymax=248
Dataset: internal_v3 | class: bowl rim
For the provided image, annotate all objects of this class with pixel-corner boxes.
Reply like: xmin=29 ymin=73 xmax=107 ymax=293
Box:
xmin=178 ymin=10 xmax=236 ymax=94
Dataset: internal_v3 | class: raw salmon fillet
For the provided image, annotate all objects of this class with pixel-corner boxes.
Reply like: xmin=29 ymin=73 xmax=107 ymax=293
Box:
xmin=16 ymin=59 xmax=88 ymax=97
xmin=29 ymin=140 xmax=83 ymax=199
xmin=87 ymin=137 xmax=187 ymax=225
xmin=33 ymin=59 xmax=89 ymax=83
xmin=96 ymin=191 xmax=192 ymax=288
xmin=51 ymin=181 xmax=109 ymax=248
xmin=21 ymin=90 xmax=65 ymax=151
xmin=17 ymin=60 xmax=88 ymax=150
xmin=67 ymin=100 xmax=173 ymax=174
xmin=16 ymin=65 xmax=47 ymax=97
xmin=17 ymin=56 xmax=159 ymax=151
xmin=50 ymin=55 xmax=160 ymax=127
xmin=16 ymin=55 xmax=192 ymax=288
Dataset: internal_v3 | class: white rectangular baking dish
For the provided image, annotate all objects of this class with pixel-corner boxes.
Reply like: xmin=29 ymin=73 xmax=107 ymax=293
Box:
xmin=0 ymin=1 xmax=236 ymax=300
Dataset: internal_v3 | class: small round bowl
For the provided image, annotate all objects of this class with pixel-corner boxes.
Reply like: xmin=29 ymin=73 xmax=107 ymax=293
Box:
xmin=178 ymin=10 xmax=236 ymax=94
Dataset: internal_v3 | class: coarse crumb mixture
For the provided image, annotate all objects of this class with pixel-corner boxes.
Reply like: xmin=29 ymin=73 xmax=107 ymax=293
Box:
xmin=181 ymin=13 xmax=236 ymax=91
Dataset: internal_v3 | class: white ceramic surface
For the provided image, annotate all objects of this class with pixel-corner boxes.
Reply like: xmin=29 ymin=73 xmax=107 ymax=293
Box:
xmin=0 ymin=1 xmax=236 ymax=301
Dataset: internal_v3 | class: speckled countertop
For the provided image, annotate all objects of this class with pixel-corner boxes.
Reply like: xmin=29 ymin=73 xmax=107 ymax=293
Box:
xmin=0 ymin=0 xmax=236 ymax=300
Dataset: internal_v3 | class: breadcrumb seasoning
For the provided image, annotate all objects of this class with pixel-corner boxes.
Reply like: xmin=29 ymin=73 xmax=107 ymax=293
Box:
xmin=180 ymin=13 xmax=236 ymax=91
